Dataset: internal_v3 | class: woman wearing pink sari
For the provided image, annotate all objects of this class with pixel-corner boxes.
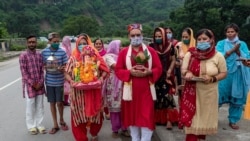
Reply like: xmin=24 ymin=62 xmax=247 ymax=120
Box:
xmin=61 ymin=36 xmax=72 ymax=106
xmin=103 ymin=40 xmax=130 ymax=138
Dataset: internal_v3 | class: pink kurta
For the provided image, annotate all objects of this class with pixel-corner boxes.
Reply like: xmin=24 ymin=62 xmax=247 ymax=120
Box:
xmin=115 ymin=46 xmax=162 ymax=130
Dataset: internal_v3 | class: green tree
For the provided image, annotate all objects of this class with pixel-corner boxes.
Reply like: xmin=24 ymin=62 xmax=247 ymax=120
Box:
xmin=6 ymin=11 xmax=39 ymax=37
xmin=0 ymin=22 xmax=9 ymax=38
xmin=62 ymin=15 xmax=99 ymax=37
xmin=165 ymin=0 xmax=249 ymax=43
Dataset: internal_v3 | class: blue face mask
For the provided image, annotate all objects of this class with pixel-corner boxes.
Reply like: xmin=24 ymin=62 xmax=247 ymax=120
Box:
xmin=167 ymin=33 xmax=172 ymax=40
xmin=130 ymin=36 xmax=143 ymax=47
xmin=155 ymin=38 xmax=162 ymax=44
xmin=197 ymin=42 xmax=211 ymax=51
xmin=78 ymin=44 xmax=83 ymax=52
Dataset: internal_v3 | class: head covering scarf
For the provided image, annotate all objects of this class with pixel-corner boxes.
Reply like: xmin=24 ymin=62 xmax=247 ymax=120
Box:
xmin=153 ymin=27 xmax=171 ymax=54
xmin=95 ymin=39 xmax=106 ymax=56
xmin=72 ymin=35 xmax=109 ymax=73
xmin=152 ymin=27 xmax=174 ymax=87
xmin=106 ymin=40 xmax=121 ymax=56
xmin=179 ymin=29 xmax=216 ymax=127
xmin=105 ymin=40 xmax=122 ymax=99
xmin=61 ymin=36 xmax=71 ymax=58
xmin=180 ymin=28 xmax=196 ymax=54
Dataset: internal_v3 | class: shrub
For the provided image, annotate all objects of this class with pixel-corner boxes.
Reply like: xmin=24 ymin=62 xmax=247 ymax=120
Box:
xmin=37 ymin=41 xmax=47 ymax=49
xmin=9 ymin=44 xmax=26 ymax=51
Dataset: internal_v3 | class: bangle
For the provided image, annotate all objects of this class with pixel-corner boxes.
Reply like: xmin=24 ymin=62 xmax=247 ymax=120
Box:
xmin=212 ymin=76 xmax=217 ymax=83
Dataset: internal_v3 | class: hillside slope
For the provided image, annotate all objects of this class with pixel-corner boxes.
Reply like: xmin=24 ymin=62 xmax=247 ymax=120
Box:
xmin=0 ymin=0 xmax=184 ymax=36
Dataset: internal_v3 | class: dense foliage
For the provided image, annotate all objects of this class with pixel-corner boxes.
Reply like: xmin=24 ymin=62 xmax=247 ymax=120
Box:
xmin=164 ymin=0 xmax=250 ymax=45
xmin=0 ymin=0 xmax=184 ymax=37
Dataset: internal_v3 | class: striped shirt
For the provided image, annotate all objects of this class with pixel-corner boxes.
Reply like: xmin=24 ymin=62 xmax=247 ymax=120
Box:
xmin=19 ymin=49 xmax=45 ymax=98
xmin=41 ymin=47 xmax=68 ymax=86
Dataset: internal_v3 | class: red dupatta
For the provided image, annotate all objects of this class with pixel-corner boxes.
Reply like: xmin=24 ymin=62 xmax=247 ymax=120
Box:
xmin=179 ymin=31 xmax=216 ymax=127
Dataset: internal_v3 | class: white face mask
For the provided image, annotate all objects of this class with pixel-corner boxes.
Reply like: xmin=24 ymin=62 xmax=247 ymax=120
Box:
xmin=229 ymin=36 xmax=239 ymax=44
xmin=167 ymin=33 xmax=173 ymax=39
xmin=130 ymin=36 xmax=143 ymax=46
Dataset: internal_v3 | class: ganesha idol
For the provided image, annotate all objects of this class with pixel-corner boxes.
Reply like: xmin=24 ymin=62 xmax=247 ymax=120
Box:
xmin=72 ymin=46 xmax=102 ymax=90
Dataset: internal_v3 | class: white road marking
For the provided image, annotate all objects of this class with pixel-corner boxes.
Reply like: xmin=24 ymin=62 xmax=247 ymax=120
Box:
xmin=0 ymin=77 xmax=21 ymax=91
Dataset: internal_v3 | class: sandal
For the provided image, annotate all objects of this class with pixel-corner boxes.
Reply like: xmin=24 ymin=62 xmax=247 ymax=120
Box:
xmin=121 ymin=130 xmax=130 ymax=137
xmin=29 ymin=127 xmax=38 ymax=135
xmin=105 ymin=114 xmax=110 ymax=120
xmin=166 ymin=122 xmax=173 ymax=130
xmin=49 ymin=127 xmax=60 ymax=134
xmin=91 ymin=136 xmax=98 ymax=141
xmin=229 ymin=123 xmax=239 ymax=130
xmin=112 ymin=132 xmax=119 ymax=138
xmin=60 ymin=122 xmax=69 ymax=131
xmin=38 ymin=127 xmax=47 ymax=134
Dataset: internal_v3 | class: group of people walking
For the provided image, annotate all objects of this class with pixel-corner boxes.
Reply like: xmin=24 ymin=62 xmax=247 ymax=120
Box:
xmin=19 ymin=22 xmax=250 ymax=141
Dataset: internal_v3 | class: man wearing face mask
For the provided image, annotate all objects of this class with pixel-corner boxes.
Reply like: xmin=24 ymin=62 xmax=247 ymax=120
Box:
xmin=41 ymin=32 xmax=69 ymax=134
xmin=216 ymin=23 xmax=250 ymax=130
xmin=115 ymin=23 xmax=162 ymax=141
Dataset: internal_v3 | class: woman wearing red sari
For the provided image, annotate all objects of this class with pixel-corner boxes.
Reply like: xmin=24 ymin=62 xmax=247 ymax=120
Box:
xmin=65 ymin=35 xmax=109 ymax=141
xmin=149 ymin=27 xmax=179 ymax=130
xmin=180 ymin=29 xmax=227 ymax=141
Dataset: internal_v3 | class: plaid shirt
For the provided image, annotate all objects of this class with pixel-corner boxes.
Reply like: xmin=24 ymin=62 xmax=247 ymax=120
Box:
xmin=19 ymin=49 xmax=45 ymax=98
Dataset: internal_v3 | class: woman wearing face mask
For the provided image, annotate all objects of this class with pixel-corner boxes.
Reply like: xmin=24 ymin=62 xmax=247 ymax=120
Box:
xmin=165 ymin=27 xmax=179 ymax=47
xmin=176 ymin=27 xmax=196 ymax=59
xmin=216 ymin=23 xmax=250 ymax=130
xmin=149 ymin=27 xmax=179 ymax=130
xmin=175 ymin=28 xmax=196 ymax=110
xmin=180 ymin=29 xmax=227 ymax=141
xmin=165 ymin=27 xmax=182 ymax=97
xmin=65 ymin=35 xmax=109 ymax=141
